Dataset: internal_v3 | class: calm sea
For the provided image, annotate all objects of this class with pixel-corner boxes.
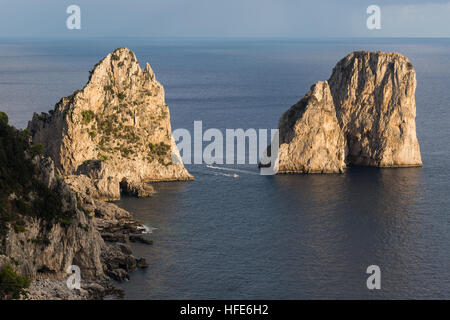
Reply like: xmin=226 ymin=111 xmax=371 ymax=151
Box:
xmin=1 ymin=38 xmax=449 ymax=299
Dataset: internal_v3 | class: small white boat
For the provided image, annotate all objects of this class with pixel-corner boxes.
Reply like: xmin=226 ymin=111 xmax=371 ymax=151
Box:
xmin=224 ymin=173 xmax=239 ymax=178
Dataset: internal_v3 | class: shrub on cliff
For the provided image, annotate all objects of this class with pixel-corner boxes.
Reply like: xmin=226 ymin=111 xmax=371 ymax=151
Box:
xmin=0 ymin=111 xmax=8 ymax=125
xmin=0 ymin=111 xmax=75 ymax=236
xmin=81 ymin=110 xmax=94 ymax=125
xmin=0 ymin=112 xmax=36 ymax=200
xmin=30 ymin=143 xmax=43 ymax=157
xmin=0 ymin=264 xmax=30 ymax=300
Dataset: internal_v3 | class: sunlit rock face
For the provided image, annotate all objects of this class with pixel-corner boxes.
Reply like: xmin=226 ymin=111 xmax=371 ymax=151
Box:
xmin=28 ymin=48 xmax=192 ymax=199
xmin=277 ymin=51 xmax=422 ymax=173
xmin=278 ymin=81 xmax=346 ymax=173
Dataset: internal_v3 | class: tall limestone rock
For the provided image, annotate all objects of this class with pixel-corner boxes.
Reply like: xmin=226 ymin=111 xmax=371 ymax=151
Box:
xmin=278 ymin=81 xmax=346 ymax=173
xmin=277 ymin=51 xmax=422 ymax=173
xmin=329 ymin=51 xmax=422 ymax=167
xmin=28 ymin=48 xmax=192 ymax=199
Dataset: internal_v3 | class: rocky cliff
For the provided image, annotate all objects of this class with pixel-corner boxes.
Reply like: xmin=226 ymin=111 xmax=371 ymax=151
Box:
xmin=0 ymin=156 xmax=104 ymax=282
xmin=277 ymin=51 xmax=422 ymax=173
xmin=0 ymin=114 xmax=101 ymax=292
xmin=28 ymin=48 xmax=192 ymax=200
xmin=0 ymin=112 xmax=151 ymax=299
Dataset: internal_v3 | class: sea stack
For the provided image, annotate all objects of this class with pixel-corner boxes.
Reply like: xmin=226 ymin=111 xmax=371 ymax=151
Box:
xmin=28 ymin=48 xmax=192 ymax=199
xmin=277 ymin=51 xmax=422 ymax=173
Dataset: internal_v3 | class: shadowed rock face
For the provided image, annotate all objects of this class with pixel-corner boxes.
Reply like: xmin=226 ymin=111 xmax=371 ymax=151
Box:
xmin=0 ymin=117 xmax=153 ymax=298
xmin=28 ymin=48 xmax=192 ymax=199
xmin=0 ymin=117 xmax=104 ymax=281
xmin=277 ymin=51 xmax=422 ymax=174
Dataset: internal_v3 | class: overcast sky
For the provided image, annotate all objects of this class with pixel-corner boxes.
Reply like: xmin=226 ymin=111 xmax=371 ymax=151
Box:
xmin=1 ymin=0 xmax=449 ymax=38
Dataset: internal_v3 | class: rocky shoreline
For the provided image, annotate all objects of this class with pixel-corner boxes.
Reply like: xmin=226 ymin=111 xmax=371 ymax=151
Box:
xmin=23 ymin=206 xmax=154 ymax=300
xmin=18 ymin=181 xmax=155 ymax=300
xmin=0 ymin=48 xmax=192 ymax=300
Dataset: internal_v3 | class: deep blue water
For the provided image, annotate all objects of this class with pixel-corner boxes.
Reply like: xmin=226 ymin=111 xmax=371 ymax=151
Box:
xmin=1 ymin=38 xmax=450 ymax=299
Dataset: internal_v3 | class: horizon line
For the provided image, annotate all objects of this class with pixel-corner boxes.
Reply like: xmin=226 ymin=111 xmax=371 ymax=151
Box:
xmin=0 ymin=35 xmax=450 ymax=41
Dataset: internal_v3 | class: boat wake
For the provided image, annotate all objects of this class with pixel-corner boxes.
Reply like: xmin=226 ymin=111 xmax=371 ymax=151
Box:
xmin=137 ymin=225 xmax=157 ymax=234
xmin=206 ymin=165 xmax=259 ymax=175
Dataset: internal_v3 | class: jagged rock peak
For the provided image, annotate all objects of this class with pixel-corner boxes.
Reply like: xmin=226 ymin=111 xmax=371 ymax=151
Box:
xmin=276 ymin=51 xmax=422 ymax=174
xmin=28 ymin=48 xmax=192 ymax=200
xmin=87 ymin=48 xmax=156 ymax=92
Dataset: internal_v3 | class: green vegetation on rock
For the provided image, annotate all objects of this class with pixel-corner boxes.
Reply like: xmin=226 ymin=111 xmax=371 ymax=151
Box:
xmin=104 ymin=85 xmax=114 ymax=94
xmin=98 ymin=154 xmax=108 ymax=162
xmin=0 ymin=111 xmax=76 ymax=238
xmin=0 ymin=112 xmax=8 ymax=125
xmin=30 ymin=144 xmax=43 ymax=157
xmin=81 ymin=110 xmax=95 ymax=125
xmin=149 ymin=142 xmax=170 ymax=156
xmin=0 ymin=264 xmax=30 ymax=300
